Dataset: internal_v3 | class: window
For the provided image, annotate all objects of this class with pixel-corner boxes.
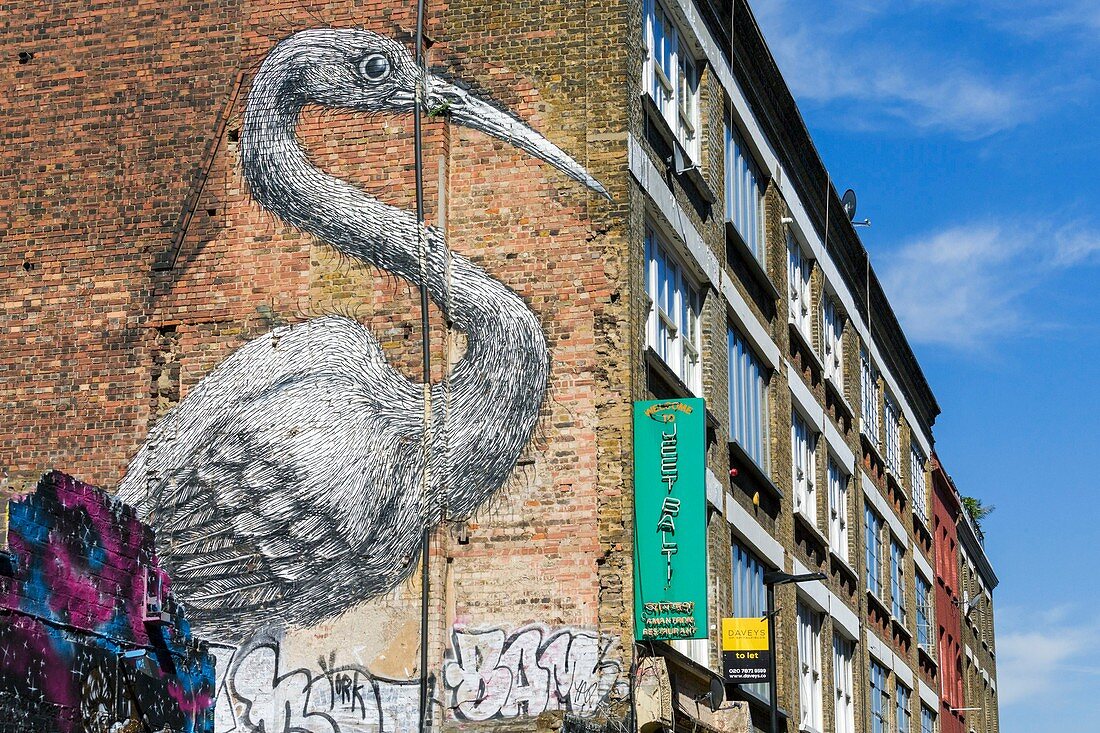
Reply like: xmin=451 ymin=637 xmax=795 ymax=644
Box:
xmin=732 ymin=541 xmax=768 ymax=698
xmin=910 ymin=444 xmax=927 ymax=522
xmin=896 ymin=682 xmax=912 ymax=733
xmin=645 ymin=226 xmax=702 ymax=393
xmin=865 ymin=505 xmax=884 ymax=598
xmin=643 ymin=0 xmax=699 ymax=156
xmin=728 ymin=326 xmax=769 ymax=469
xmin=788 ymin=233 xmax=813 ymax=343
xmin=860 ymin=347 xmax=880 ymax=446
xmin=916 ymin=571 xmax=934 ymax=652
xmin=891 ymin=539 xmax=907 ymax=624
xmin=792 ymin=412 xmax=818 ymax=523
xmin=833 ymin=634 xmax=855 ymax=733
xmin=724 ymin=115 xmax=765 ymax=264
xmin=797 ymin=602 xmax=823 ymax=731
xmin=920 ymin=704 xmax=937 ymax=733
xmin=828 ymin=458 xmax=849 ymax=562
xmin=823 ymin=296 xmax=844 ymax=388
xmin=870 ymin=661 xmax=889 ymax=733
xmin=884 ymin=393 xmax=901 ymax=475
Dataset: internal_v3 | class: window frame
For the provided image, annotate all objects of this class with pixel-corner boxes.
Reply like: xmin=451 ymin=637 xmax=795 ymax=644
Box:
xmin=916 ymin=569 xmax=934 ymax=652
xmin=828 ymin=457 xmax=850 ymax=562
xmin=910 ymin=443 xmax=928 ymax=523
xmin=724 ymin=112 xmax=766 ymax=265
xmin=797 ymin=601 xmax=824 ymax=732
xmin=870 ymin=660 xmax=889 ymax=733
xmin=891 ymin=539 xmax=907 ymax=625
xmin=787 ymin=231 xmax=813 ymax=344
xmin=865 ymin=504 xmax=884 ymax=598
xmin=822 ymin=294 xmax=845 ymax=389
xmin=643 ymin=0 xmax=700 ymax=158
xmin=792 ymin=410 xmax=818 ymax=524
xmin=884 ymin=392 xmax=902 ymax=476
xmin=645 ymin=224 xmax=703 ymax=394
xmin=732 ymin=540 xmax=768 ymax=699
xmin=860 ymin=347 xmax=880 ymax=447
xmin=896 ymin=681 xmax=912 ymax=733
xmin=833 ymin=633 xmax=856 ymax=733
xmin=920 ymin=704 xmax=937 ymax=733
xmin=728 ymin=325 xmax=770 ymax=471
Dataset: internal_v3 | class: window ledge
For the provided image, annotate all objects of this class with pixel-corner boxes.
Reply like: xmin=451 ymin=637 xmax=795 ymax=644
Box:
xmin=794 ymin=509 xmax=828 ymax=550
xmin=918 ymin=644 xmax=937 ymax=669
xmin=830 ymin=549 xmax=858 ymax=584
xmin=861 ymin=429 xmax=886 ymax=467
xmin=644 ymin=346 xmax=699 ymax=400
xmin=892 ymin=616 xmax=913 ymax=642
xmin=788 ymin=321 xmax=824 ymax=376
xmin=729 ymin=439 xmax=783 ymax=502
xmin=825 ymin=376 xmax=853 ymax=422
xmin=867 ymin=589 xmax=890 ymax=617
xmin=725 ymin=220 xmax=780 ymax=302
xmin=640 ymin=92 xmax=714 ymax=205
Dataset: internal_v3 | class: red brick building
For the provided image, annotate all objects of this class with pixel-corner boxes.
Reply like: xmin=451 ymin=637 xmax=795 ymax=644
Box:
xmin=931 ymin=455 xmax=966 ymax=733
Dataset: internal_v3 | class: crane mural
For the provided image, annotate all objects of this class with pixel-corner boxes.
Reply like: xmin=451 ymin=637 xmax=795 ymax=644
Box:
xmin=117 ymin=26 xmax=607 ymax=647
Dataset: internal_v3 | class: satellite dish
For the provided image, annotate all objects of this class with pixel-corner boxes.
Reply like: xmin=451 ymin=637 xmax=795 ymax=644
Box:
xmin=708 ymin=676 xmax=725 ymax=712
xmin=841 ymin=189 xmax=858 ymax=221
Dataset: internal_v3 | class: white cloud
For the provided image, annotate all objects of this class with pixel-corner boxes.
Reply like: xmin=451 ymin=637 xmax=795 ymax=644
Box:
xmin=752 ymin=0 xmax=1037 ymax=137
xmin=997 ymin=609 xmax=1100 ymax=706
xmin=878 ymin=225 xmax=1028 ymax=349
xmin=878 ymin=220 xmax=1100 ymax=349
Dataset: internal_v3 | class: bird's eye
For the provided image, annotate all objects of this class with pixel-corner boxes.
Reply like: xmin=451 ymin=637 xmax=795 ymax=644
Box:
xmin=358 ymin=54 xmax=391 ymax=82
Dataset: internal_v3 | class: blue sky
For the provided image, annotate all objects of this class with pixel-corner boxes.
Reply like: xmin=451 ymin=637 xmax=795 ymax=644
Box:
xmin=753 ymin=2 xmax=1100 ymax=731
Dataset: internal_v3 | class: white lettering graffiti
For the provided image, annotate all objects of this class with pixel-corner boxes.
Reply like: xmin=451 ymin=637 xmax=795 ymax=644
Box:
xmin=442 ymin=624 xmax=624 ymax=722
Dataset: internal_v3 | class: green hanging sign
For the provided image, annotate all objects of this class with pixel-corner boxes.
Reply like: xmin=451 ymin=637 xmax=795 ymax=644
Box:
xmin=633 ymin=398 xmax=708 ymax=641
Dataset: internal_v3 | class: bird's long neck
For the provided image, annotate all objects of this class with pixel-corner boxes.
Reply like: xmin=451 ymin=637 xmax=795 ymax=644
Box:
xmin=240 ymin=84 xmax=549 ymax=518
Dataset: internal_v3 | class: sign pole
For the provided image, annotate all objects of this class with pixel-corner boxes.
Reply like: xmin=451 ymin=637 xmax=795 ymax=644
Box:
xmin=767 ymin=582 xmax=779 ymax=733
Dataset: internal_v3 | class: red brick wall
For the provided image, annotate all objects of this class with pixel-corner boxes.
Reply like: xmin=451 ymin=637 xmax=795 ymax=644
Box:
xmin=932 ymin=456 xmax=966 ymax=733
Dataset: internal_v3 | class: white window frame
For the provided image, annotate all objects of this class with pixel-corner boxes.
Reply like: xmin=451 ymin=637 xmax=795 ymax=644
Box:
xmin=728 ymin=325 xmax=770 ymax=471
xmin=732 ymin=541 xmax=768 ymax=699
xmin=884 ymin=393 xmax=902 ymax=476
xmin=645 ymin=224 xmax=703 ymax=394
xmin=891 ymin=539 xmax=907 ymax=625
xmin=792 ymin=411 xmax=818 ymax=524
xmin=833 ymin=633 xmax=855 ymax=733
xmin=788 ymin=231 xmax=813 ymax=344
xmin=865 ymin=504 xmax=884 ymax=598
xmin=724 ymin=112 xmax=765 ymax=265
xmin=910 ymin=444 xmax=928 ymax=523
xmin=643 ymin=0 xmax=700 ymax=158
xmin=828 ymin=457 xmax=849 ymax=562
xmin=921 ymin=704 xmax=937 ymax=733
xmin=860 ymin=347 xmax=880 ymax=447
xmin=916 ymin=569 xmax=934 ymax=653
xmin=896 ymin=681 xmax=912 ymax=733
xmin=797 ymin=602 xmax=824 ymax=732
xmin=870 ymin=660 xmax=889 ymax=733
xmin=823 ymin=295 xmax=844 ymax=390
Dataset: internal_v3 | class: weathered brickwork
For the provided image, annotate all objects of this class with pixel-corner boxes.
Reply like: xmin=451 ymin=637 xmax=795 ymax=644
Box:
xmin=1 ymin=1 xmax=1000 ymax=732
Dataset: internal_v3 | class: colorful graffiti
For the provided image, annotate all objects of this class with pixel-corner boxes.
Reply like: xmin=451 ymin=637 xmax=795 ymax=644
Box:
xmin=0 ymin=471 xmax=215 ymax=733
xmin=117 ymin=26 xmax=608 ymax=644
xmin=212 ymin=623 xmax=623 ymax=732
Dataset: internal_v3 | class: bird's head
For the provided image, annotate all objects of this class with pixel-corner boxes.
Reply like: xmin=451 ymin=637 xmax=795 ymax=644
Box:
xmin=262 ymin=27 xmax=609 ymax=198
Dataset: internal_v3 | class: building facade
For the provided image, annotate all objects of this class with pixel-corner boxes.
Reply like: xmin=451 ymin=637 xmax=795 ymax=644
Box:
xmin=0 ymin=1 xmax=999 ymax=732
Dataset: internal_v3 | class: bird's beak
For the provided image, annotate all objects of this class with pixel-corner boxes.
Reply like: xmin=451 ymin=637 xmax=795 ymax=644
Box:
xmin=424 ymin=74 xmax=610 ymax=199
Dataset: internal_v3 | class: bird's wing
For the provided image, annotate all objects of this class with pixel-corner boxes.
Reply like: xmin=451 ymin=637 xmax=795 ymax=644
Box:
xmin=119 ymin=317 xmax=426 ymax=629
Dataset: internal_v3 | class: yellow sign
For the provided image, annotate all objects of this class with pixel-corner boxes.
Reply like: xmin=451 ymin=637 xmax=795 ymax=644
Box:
xmin=721 ymin=617 xmax=771 ymax=684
